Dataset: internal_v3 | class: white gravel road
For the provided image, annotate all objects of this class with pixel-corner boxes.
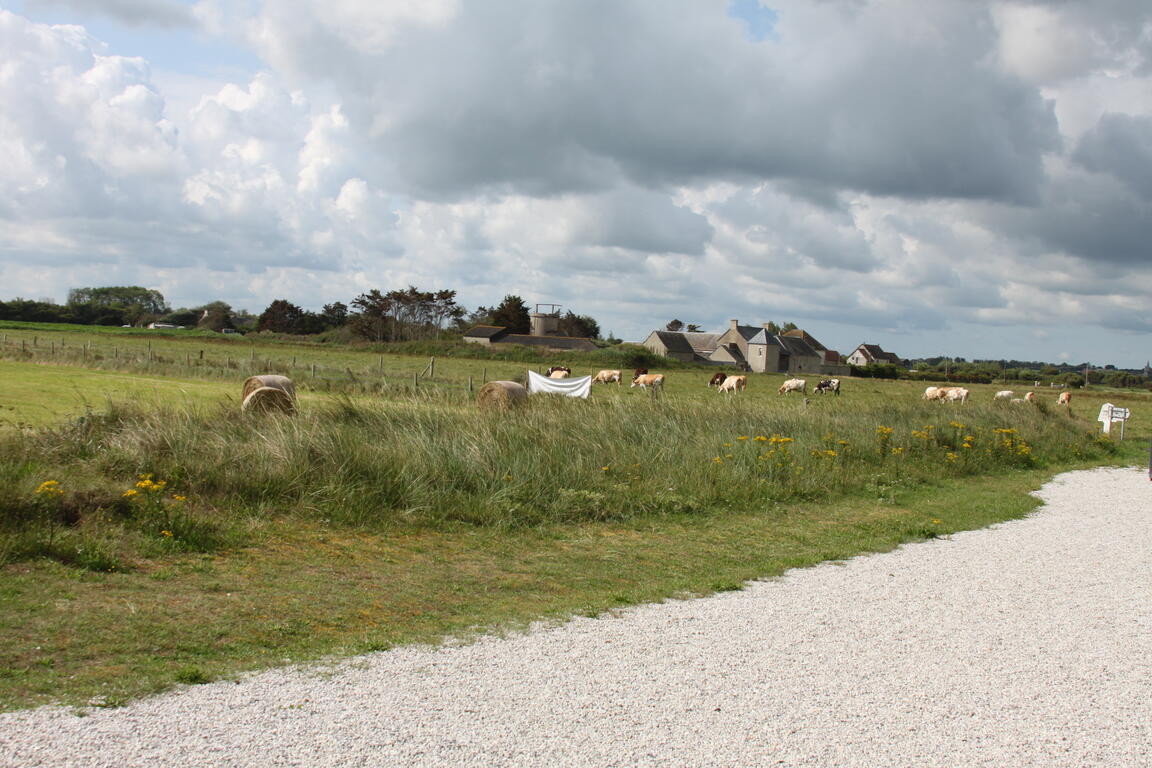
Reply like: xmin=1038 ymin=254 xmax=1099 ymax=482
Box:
xmin=2 ymin=466 xmax=1149 ymax=767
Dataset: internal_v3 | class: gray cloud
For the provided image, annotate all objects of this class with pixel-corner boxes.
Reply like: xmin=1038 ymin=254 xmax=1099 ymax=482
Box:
xmin=26 ymin=0 xmax=196 ymax=28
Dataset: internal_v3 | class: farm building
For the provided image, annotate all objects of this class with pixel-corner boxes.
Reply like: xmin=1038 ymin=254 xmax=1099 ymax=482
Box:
xmin=645 ymin=320 xmax=849 ymax=375
xmin=640 ymin=331 xmax=722 ymax=363
xmin=846 ymin=343 xmax=903 ymax=367
xmin=462 ymin=304 xmax=598 ymax=352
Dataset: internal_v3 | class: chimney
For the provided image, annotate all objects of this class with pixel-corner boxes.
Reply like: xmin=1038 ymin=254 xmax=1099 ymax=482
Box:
xmin=729 ymin=319 xmax=739 ymax=330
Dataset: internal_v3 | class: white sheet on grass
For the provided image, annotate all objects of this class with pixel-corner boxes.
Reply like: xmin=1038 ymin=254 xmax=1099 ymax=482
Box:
xmin=527 ymin=370 xmax=592 ymax=399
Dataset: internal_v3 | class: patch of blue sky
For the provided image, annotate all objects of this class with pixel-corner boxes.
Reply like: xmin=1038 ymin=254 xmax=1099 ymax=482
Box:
xmin=10 ymin=0 xmax=262 ymax=78
xmin=727 ymin=0 xmax=778 ymax=42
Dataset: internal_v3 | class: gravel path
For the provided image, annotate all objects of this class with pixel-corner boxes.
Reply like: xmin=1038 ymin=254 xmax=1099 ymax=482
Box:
xmin=2 ymin=466 xmax=1149 ymax=767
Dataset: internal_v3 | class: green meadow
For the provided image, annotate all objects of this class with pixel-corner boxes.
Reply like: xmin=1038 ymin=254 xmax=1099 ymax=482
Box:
xmin=0 ymin=323 xmax=1147 ymax=711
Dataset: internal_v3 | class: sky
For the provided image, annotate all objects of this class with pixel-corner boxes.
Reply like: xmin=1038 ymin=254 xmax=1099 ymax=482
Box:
xmin=2 ymin=0 xmax=1151 ymax=367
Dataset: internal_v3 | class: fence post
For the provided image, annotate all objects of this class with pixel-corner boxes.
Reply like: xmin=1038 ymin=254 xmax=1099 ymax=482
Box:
xmin=311 ymin=363 xmax=316 ymax=378
xmin=413 ymin=372 xmax=418 ymax=389
xmin=468 ymin=376 xmax=473 ymax=393
xmin=430 ymin=356 xmax=435 ymax=379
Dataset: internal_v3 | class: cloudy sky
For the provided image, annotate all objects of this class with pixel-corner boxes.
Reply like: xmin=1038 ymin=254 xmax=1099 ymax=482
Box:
xmin=2 ymin=0 xmax=1151 ymax=366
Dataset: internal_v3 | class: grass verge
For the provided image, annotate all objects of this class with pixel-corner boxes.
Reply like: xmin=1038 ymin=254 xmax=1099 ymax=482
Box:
xmin=0 ymin=458 xmax=1138 ymax=713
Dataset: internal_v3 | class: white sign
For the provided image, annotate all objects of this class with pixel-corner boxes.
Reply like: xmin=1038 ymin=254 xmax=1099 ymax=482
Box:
xmin=1097 ymin=403 xmax=1131 ymax=439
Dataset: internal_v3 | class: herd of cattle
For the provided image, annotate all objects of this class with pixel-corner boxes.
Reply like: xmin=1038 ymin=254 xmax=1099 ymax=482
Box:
xmin=546 ymin=367 xmax=1077 ymax=405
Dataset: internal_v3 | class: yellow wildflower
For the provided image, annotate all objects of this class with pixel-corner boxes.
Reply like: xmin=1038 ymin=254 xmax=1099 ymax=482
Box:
xmin=34 ymin=480 xmax=64 ymax=496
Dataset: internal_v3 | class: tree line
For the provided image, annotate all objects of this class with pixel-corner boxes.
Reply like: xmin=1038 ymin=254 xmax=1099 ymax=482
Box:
xmin=0 ymin=286 xmax=609 ymax=344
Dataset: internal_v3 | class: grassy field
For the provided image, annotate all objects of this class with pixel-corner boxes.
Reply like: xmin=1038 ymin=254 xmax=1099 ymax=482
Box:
xmin=1 ymin=324 xmax=1148 ymax=712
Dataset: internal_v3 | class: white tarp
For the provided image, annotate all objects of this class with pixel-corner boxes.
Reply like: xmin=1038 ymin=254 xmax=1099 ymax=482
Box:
xmin=527 ymin=370 xmax=592 ymax=399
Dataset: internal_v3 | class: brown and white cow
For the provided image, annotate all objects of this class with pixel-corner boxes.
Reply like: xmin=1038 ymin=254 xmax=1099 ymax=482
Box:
xmin=548 ymin=369 xmax=570 ymax=379
xmin=778 ymin=378 xmax=806 ymax=395
xmin=708 ymin=372 xmax=728 ymax=388
xmin=718 ymin=375 xmax=746 ymax=394
xmin=1057 ymin=391 xmax=1072 ymax=406
xmin=592 ymin=369 xmax=621 ymax=384
xmin=631 ymin=373 xmax=665 ymax=391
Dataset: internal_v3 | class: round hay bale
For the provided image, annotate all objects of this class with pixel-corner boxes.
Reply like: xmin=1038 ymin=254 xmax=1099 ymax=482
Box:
xmin=242 ymin=374 xmax=296 ymax=402
xmin=241 ymin=386 xmax=297 ymax=414
xmin=477 ymin=380 xmax=527 ymax=409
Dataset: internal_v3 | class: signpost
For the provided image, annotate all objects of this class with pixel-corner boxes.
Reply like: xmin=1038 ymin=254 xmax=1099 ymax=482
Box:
xmin=1097 ymin=403 xmax=1131 ymax=440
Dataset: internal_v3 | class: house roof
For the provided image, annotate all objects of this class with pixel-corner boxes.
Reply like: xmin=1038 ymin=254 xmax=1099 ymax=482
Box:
xmin=854 ymin=343 xmax=901 ymax=364
xmin=776 ymin=335 xmax=821 ymax=358
xmin=732 ymin=325 xmax=765 ymax=341
xmin=747 ymin=330 xmax=781 ymax=346
xmin=782 ymin=329 xmax=827 ymax=352
xmin=683 ymin=332 xmax=721 ymax=355
xmin=463 ymin=325 xmax=508 ymax=339
xmin=500 ymin=334 xmax=598 ymax=351
xmin=652 ymin=331 xmax=696 ymax=355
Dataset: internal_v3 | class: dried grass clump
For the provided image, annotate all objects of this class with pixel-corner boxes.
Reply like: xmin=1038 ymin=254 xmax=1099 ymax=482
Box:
xmin=242 ymin=374 xmax=296 ymax=402
xmin=241 ymin=386 xmax=296 ymax=414
xmin=476 ymin=380 xmax=527 ymax=409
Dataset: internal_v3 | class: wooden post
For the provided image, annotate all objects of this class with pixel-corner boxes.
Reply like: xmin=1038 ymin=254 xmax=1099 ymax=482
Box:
xmin=292 ymin=356 xmax=296 ymax=367
xmin=379 ymin=356 xmax=384 ymax=373
xmin=51 ymin=342 xmax=55 ymax=354
xmin=482 ymin=367 xmax=487 ymax=384
xmin=200 ymin=350 xmax=204 ymax=360
xmin=413 ymin=372 xmax=418 ymax=389
xmin=430 ymin=356 xmax=435 ymax=379
xmin=468 ymin=376 xmax=473 ymax=393
xmin=311 ymin=363 xmax=316 ymax=378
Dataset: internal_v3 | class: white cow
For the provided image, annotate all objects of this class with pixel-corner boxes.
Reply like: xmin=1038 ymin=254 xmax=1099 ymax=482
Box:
xmin=778 ymin=378 xmax=807 ymax=395
xmin=718 ymin=375 xmax=747 ymax=394
xmin=943 ymin=386 xmax=970 ymax=403
xmin=994 ymin=390 xmax=1014 ymax=400
xmin=592 ymin=369 xmax=621 ymax=384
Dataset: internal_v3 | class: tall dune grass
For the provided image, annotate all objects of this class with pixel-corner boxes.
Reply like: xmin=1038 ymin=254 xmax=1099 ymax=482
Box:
xmin=0 ymin=391 xmax=1117 ymax=570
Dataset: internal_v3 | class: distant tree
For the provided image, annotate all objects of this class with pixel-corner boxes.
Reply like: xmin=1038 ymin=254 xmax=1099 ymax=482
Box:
xmin=196 ymin=301 xmax=234 ymax=332
xmin=456 ymin=305 xmax=493 ymax=332
xmin=68 ymin=286 xmax=168 ymax=315
xmin=780 ymin=322 xmax=798 ymax=333
xmin=490 ymin=295 xmax=531 ymax=334
xmin=258 ymin=299 xmax=323 ymax=334
xmin=67 ymin=285 xmax=168 ymax=326
xmin=763 ymin=321 xmax=781 ymax=335
xmin=666 ymin=319 xmax=684 ymax=332
xmin=320 ymin=302 xmax=348 ymax=328
xmin=162 ymin=309 xmax=200 ymax=327
xmin=348 ymin=286 xmax=463 ymax=342
xmin=558 ymin=311 xmax=600 ymax=339
xmin=685 ymin=324 xmax=702 ymax=332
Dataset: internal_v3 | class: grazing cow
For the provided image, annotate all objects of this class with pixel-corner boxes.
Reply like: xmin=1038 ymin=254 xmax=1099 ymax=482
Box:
xmin=1024 ymin=391 xmax=1035 ymax=402
xmin=1057 ymin=391 xmax=1072 ymax=406
xmin=778 ymin=378 xmax=807 ymax=395
xmin=814 ymin=378 xmax=840 ymax=395
xmin=708 ymin=372 xmax=728 ymax=388
xmin=631 ymin=373 xmax=665 ymax=391
xmin=633 ymin=368 xmax=648 ymax=380
xmin=717 ymin=375 xmax=747 ymax=394
xmin=943 ymin=386 xmax=970 ymax=403
xmin=994 ymin=390 xmax=1014 ymax=400
xmin=592 ymin=369 xmax=621 ymax=385
xmin=923 ymin=386 xmax=943 ymax=401
xmin=548 ymin=369 xmax=570 ymax=379
xmin=546 ymin=365 xmax=571 ymax=377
